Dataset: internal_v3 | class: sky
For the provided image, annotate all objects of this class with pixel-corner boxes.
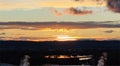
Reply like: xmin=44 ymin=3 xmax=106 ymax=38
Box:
xmin=0 ymin=0 xmax=120 ymax=41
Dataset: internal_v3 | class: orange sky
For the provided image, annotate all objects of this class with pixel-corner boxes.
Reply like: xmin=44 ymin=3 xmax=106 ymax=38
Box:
xmin=0 ymin=23 xmax=120 ymax=41
xmin=0 ymin=0 xmax=120 ymax=41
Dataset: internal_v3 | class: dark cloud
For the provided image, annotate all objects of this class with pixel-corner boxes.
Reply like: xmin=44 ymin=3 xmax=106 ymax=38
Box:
xmin=107 ymin=0 xmax=120 ymax=13
xmin=0 ymin=37 xmax=5 ymax=40
xmin=104 ymin=30 xmax=114 ymax=33
xmin=0 ymin=22 xmax=120 ymax=30
xmin=0 ymin=37 xmax=56 ymax=41
xmin=51 ymin=7 xmax=93 ymax=16
xmin=64 ymin=7 xmax=93 ymax=15
xmin=0 ymin=32 xmax=6 ymax=35
xmin=73 ymin=0 xmax=80 ymax=1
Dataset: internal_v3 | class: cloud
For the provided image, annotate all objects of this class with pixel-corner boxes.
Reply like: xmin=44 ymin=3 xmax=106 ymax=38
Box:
xmin=0 ymin=32 xmax=6 ymax=35
xmin=0 ymin=37 xmax=56 ymax=41
xmin=0 ymin=37 xmax=5 ymax=40
xmin=51 ymin=7 xmax=93 ymax=16
xmin=107 ymin=0 xmax=120 ymax=13
xmin=51 ymin=8 xmax=62 ymax=16
xmin=64 ymin=7 xmax=93 ymax=15
xmin=104 ymin=30 xmax=114 ymax=33
xmin=0 ymin=22 xmax=120 ymax=30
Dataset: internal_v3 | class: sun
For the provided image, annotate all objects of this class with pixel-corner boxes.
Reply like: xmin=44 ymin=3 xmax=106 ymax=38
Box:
xmin=56 ymin=35 xmax=77 ymax=41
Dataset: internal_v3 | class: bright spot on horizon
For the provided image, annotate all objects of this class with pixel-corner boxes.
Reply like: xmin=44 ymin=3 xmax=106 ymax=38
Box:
xmin=56 ymin=35 xmax=77 ymax=41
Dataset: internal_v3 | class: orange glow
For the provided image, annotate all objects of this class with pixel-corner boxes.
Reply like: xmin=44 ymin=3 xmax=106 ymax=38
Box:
xmin=1 ymin=28 xmax=120 ymax=41
xmin=56 ymin=35 xmax=77 ymax=41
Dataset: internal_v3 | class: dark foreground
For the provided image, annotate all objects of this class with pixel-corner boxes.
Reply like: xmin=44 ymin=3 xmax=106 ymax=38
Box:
xmin=0 ymin=40 xmax=120 ymax=65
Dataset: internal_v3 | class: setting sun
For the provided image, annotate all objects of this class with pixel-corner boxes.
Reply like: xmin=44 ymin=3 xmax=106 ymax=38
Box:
xmin=56 ymin=35 xmax=77 ymax=41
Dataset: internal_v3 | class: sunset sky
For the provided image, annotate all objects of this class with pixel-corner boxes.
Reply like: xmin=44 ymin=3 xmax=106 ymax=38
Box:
xmin=0 ymin=0 xmax=120 ymax=41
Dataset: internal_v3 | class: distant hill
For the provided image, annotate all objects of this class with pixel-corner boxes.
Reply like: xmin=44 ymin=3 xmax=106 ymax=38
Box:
xmin=0 ymin=40 xmax=120 ymax=51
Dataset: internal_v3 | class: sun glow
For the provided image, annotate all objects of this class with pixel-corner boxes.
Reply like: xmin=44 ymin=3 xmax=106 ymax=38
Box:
xmin=56 ymin=35 xmax=77 ymax=41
